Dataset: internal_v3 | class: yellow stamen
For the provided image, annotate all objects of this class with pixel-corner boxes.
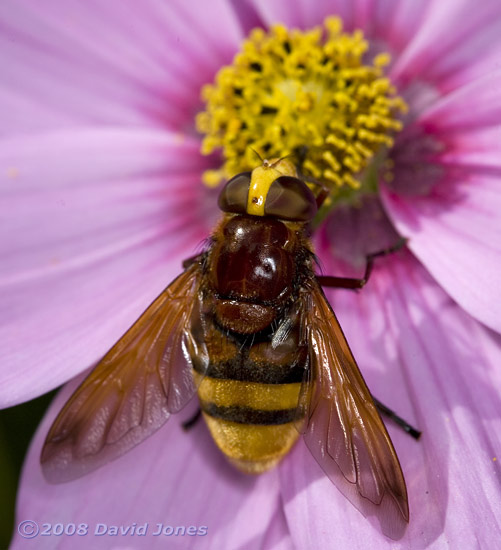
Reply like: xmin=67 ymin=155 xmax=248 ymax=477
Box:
xmin=197 ymin=17 xmax=406 ymax=204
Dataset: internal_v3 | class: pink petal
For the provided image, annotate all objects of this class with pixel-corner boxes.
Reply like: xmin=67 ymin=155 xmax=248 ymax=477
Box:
xmin=281 ymin=252 xmax=501 ymax=547
xmin=0 ymin=128 xmax=219 ymax=407
xmin=418 ymin=69 xmax=501 ymax=139
xmin=250 ymin=0 xmax=355 ymax=29
xmin=437 ymin=125 xmax=501 ymax=172
xmin=357 ymin=0 xmax=433 ymax=52
xmin=0 ymin=0 xmax=243 ymax=134
xmin=383 ymin=70 xmax=501 ymax=332
xmin=252 ymin=0 xmax=435 ymax=60
xmin=382 ymin=174 xmax=501 ymax=333
xmin=391 ymin=0 xmax=501 ymax=93
xmin=12 ymin=376 xmax=286 ymax=549
xmin=259 ymin=507 xmax=294 ymax=550
xmin=314 ymin=194 xmax=401 ymax=278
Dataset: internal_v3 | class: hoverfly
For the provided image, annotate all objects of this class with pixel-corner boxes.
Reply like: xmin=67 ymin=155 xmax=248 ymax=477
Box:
xmin=41 ymin=158 xmax=412 ymax=537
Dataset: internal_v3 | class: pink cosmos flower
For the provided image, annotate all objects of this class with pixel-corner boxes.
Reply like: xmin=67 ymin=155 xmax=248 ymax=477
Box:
xmin=2 ymin=0 xmax=501 ymax=548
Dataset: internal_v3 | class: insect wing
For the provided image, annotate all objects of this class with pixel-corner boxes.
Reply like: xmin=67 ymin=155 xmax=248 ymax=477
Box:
xmin=298 ymin=281 xmax=409 ymax=538
xmin=41 ymin=263 xmax=207 ymax=483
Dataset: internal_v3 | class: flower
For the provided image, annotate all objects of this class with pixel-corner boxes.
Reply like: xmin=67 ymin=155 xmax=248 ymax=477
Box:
xmin=2 ymin=0 xmax=501 ymax=549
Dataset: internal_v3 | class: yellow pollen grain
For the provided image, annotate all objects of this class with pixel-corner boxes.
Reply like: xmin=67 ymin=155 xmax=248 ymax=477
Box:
xmin=197 ymin=16 xmax=406 ymax=198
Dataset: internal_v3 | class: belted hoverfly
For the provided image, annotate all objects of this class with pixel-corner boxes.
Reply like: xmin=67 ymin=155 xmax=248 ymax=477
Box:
xmin=41 ymin=158 xmax=415 ymax=537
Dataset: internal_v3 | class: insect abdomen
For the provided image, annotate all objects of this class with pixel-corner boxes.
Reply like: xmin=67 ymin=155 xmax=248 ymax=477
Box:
xmin=196 ymin=375 xmax=301 ymax=473
xmin=192 ymin=316 xmax=307 ymax=474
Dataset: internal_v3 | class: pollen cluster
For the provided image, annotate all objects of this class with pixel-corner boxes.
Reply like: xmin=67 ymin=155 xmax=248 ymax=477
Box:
xmin=197 ymin=17 xmax=406 ymax=201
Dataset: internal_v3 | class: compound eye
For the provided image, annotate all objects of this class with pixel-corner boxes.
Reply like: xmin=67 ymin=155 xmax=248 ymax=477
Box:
xmin=264 ymin=176 xmax=318 ymax=221
xmin=218 ymin=172 xmax=252 ymax=214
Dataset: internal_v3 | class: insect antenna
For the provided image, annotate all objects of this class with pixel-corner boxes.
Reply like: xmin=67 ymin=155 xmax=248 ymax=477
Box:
xmin=270 ymin=153 xmax=295 ymax=169
xmin=249 ymin=147 xmax=264 ymax=164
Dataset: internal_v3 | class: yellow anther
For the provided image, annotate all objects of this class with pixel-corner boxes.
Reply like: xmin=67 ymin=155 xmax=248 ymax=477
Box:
xmin=354 ymin=142 xmax=373 ymax=158
xmin=202 ymin=169 xmax=226 ymax=188
xmin=324 ymin=170 xmax=344 ymax=187
xmin=343 ymin=173 xmax=361 ymax=189
xmin=322 ymin=150 xmax=342 ymax=172
xmin=197 ymin=17 xmax=406 ymax=202
xmin=303 ymin=159 xmax=322 ymax=179
xmin=374 ymin=53 xmax=391 ymax=67
xmin=326 ymin=134 xmax=347 ymax=150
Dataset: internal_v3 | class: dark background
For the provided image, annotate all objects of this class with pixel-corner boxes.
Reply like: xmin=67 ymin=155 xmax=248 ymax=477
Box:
xmin=0 ymin=391 xmax=56 ymax=548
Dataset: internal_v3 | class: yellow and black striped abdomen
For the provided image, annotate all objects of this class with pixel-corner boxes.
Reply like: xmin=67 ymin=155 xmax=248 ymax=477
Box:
xmin=193 ymin=316 xmax=306 ymax=474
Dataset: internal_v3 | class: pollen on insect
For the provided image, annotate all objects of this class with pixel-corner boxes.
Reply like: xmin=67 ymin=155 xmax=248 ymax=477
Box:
xmin=197 ymin=17 xmax=407 ymax=205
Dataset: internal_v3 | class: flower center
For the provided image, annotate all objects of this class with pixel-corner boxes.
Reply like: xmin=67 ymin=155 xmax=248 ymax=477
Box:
xmin=197 ymin=17 xmax=406 ymax=209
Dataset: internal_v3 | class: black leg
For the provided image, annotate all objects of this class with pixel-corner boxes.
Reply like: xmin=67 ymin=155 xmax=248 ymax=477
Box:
xmin=182 ymin=254 xmax=201 ymax=269
xmin=182 ymin=408 xmax=202 ymax=431
xmin=317 ymin=237 xmax=408 ymax=290
xmin=373 ymin=397 xmax=421 ymax=440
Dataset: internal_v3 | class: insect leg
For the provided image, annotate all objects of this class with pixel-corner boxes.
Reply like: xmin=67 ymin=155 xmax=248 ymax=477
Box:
xmin=182 ymin=254 xmax=202 ymax=269
xmin=302 ymin=178 xmax=330 ymax=209
xmin=182 ymin=408 xmax=202 ymax=431
xmin=373 ymin=396 xmax=421 ymax=440
xmin=317 ymin=238 xmax=408 ymax=290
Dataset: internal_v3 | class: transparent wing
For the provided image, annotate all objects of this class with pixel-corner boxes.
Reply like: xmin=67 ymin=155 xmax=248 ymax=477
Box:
xmin=297 ymin=280 xmax=409 ymax=538
xmin=41 ymin=263 xmax=207 ymax=483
